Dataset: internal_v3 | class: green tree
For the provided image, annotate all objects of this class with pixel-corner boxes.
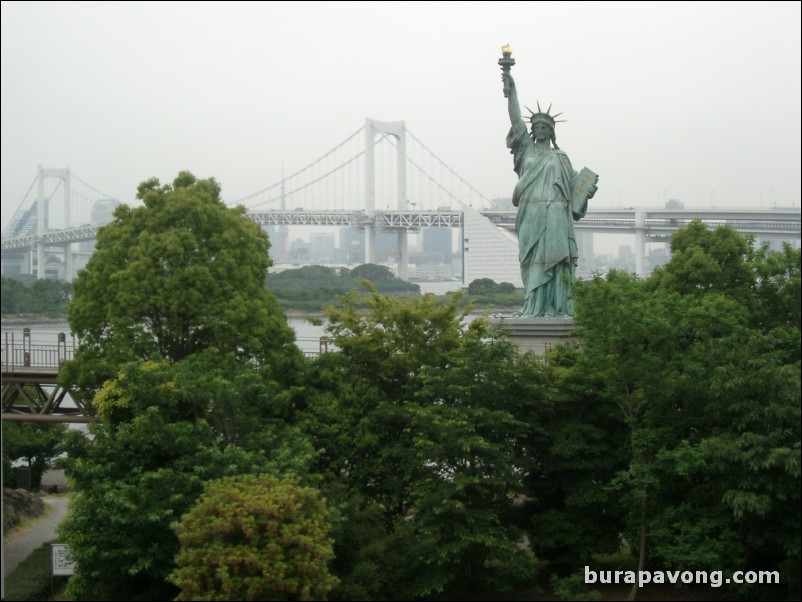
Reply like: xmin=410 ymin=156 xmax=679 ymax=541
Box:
xmin=58 ymin=348 xmax=316 ymax=601
xmin=169 ymin=474 xmax=337 ymax=601
xmin=569 ymin=223 xmax=800 ymax=600
xmin=63 ymin=171 xmax=301 ymax=398
xmin=0 ymin=276 xmax=72 ymax=316
xmin=57 ymin=172 xmax=312 ymax=601
xmin=1 ymin=277 xmax=29 ymax=314
xmin=300 ymin=286 xmax=542 ymax=599
xmin=2 ymin=422 xmax=68 ymax=489
xmin=348 ymin=263 xmax=395 ymax=283
xmin=526 ymin=341 xmax=628 ymax=573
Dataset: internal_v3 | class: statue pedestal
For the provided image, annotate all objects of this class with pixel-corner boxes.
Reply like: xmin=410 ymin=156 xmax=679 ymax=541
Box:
xmin=489 ymin=316 xmax=575 ymax=355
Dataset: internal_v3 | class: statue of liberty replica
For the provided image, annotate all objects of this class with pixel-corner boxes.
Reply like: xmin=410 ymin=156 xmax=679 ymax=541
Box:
xmin=499 ymin=45 xmax=599 ymax=318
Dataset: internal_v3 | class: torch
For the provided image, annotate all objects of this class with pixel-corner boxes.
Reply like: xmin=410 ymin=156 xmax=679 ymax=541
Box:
xmin=498 ymin=44 xmax=515 ymax=98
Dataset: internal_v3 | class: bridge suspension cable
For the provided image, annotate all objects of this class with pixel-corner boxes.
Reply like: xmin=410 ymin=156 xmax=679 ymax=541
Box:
xmin=377 ymin=130 xmax=490 ymax=210
xmin=71 ymin=172 xmax=119 ymax=202
xmin=234 ymin=125 xmax=366 ymax=206
xmin=247 ymin=150 xmax=366 ymax=209
xmin=231 ymin=121 xmax=492 ymax=212
xmin=10 ymin=177 xmax=38 ymax=218
xmin=406 ymin=129 xmax=491 ymax=207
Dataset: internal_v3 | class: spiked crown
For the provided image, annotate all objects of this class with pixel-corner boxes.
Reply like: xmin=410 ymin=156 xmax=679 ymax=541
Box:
xmin=525 ymin=101 xmax=565 ymax=130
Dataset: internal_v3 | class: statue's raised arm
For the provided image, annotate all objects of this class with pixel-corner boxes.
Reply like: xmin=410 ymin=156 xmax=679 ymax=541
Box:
xmin=498 ymin=44 xmax=522 ymax=125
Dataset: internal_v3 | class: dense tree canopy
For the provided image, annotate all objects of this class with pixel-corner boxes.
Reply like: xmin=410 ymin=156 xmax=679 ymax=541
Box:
xmin=64 ymin=171 xmax=301 ymax=397
xmin=1 ymin=276 xmax=72 ymax=316
xmin=54 ymin=211 xmax=800 ymax=601
xmin=2 ymin=422 xmax=68 ymax=489
xmin=170 ymin=474 xmax=337 ymax=601
xmin=57 ymin=173 xmax=311 ymax=601
xmin=300 ymin=286 xmax=544 ymax=599
xmin=266 ymin=263 xmax=419 ymax=310
xmin=569 ymin=223 xmax=800 ymax=600
xmin=58 ymin=350 xmax=316 ymax=601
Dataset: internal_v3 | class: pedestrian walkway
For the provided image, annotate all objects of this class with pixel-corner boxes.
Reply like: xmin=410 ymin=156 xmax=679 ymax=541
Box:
xmin=3 ymin=494 xmax=71 ymax=577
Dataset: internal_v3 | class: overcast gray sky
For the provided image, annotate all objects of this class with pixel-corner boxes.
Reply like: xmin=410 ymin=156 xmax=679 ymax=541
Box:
xmin=2 ymin=0 xmax=800 ymax=235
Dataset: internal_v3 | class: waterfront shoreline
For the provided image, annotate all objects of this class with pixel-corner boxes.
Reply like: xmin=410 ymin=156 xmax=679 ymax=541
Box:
xmin=1 ymin=314 xmax=69 ymax=326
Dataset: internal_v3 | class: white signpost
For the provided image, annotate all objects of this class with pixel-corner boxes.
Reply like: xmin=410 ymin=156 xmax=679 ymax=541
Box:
xmin=51 ymin=544 xmax=76 ymax=576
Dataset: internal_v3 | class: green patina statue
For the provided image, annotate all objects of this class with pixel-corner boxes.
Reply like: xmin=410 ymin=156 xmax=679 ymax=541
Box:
xmin=499 ymin=45 xmax=598 ymax=318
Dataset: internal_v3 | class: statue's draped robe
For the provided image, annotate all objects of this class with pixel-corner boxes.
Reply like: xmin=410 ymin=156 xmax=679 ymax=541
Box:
xmin=507 ymin=119 xmax=580 ymax=317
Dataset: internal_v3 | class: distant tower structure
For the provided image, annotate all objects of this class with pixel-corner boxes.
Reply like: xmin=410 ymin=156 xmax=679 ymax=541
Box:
xmin=91 ymin=198 xmax=120 ymax=225
xmin=36 ymin=166 xmax=70 ymax=279
xmin=310 ymin=232 xmax=336 ymax=263
xmin=80 ymin=199 xmax=120 ymax=256
xmin=365 ymin=118 xmax=408 ymax=278
xmin=423 ymin=228 xmax=452 ymax=263
xmin=575 ymin=230 xmax=594 ymax=278
xmin=337 ymin=227 xmax=364 ymax=264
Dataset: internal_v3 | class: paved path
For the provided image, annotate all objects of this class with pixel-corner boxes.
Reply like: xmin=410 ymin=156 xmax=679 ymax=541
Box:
xmin=3 ymin=494 xmax=71 ymax=577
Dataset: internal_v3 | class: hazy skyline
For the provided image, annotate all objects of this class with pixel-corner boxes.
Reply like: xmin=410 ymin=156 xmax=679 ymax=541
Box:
xmin=2 ymin=1 xmax=800 ymax=235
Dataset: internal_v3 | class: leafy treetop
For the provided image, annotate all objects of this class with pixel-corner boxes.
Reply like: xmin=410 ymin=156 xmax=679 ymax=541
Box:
xmin=65 ymin=171 xmax=301 ymax=394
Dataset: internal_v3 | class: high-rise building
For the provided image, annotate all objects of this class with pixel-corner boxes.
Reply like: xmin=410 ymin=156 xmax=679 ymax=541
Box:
xmin=422 ymin=228 xmax=452 ymax=263
xmin=91 ymin=199 xmax=120 ymax=225
xmin=310 ymin=232 xmax=336 ymax=262
xmin=575 ymin=230 xmax=594 ymax=278
xmin=262 ymin=226 xmax=289 ymax=262
xmin=337 ymin=227 xmax=364 ymax=264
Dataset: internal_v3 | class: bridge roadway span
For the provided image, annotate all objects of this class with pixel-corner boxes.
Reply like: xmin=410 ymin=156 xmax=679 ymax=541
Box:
xmin=3 ymin=208 xmax=800 ymax=250
xmin=1 ymin=331 xmax=329 ymax=423
xmin=1 ymin=330 xmax=94 ymax=423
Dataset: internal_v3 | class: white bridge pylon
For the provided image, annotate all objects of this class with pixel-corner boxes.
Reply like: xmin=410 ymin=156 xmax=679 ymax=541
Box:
xmin=365 ymin=118 xmax=408 ymax=279
xmin=37 ymin=167 xmax=71 ymax=280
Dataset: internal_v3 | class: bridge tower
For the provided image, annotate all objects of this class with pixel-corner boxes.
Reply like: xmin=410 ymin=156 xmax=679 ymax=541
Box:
xmin=364 ymin=119 xmax=408 ymax=279
xmin=35 ymin=166 xmax=71 ymax=279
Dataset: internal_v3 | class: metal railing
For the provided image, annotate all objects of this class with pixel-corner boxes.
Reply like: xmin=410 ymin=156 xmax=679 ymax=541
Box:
xmin=2 ymin=329 xmax=76 ymax=372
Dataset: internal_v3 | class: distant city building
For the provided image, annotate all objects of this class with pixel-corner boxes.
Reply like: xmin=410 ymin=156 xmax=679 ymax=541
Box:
xmin=80 ymin=199 xmax=121 ymax=254
xmin=665 ymin=198 xmax=685 ymax=210
xmin=261 ymin=226 xmax=289 ymax=262
xmin=290 ymin=238 xmax=310 ymax=262
xmin=310 ymin=232 xmax=336 ymax=262
xmin=375 ymin=231 xmax=397 ymax=261
xmin=647 ymin=246 xmax=670 ymax=272
xmin=91 ymin=198 xmax=120 ymax=225
xmin=575 ymin=230 xmax=594 ymax=278
xmin=3 ymin=204 xmax=39 ymax=238
xmin=337 ymin=227 xmax=365 ymax=263
xmin=617 ymin=244 xmax=636 ymax=272
xmin=422 ymin=228 xmax=452 ymax=263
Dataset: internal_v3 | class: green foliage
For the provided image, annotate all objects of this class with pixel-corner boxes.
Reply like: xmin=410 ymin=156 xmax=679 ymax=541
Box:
xmin=300 ymin=285 xmax=543 ymax=598
xmin=549 ymin=573 xmax=602 ymax=601
xmin=58 ymin=348 xmax=317 ymax=601
xmin=523 ymin=341 xmax=627 ymax=571
xmin=64 ymin=171 xmax=301 ymax=397
xmin=266 ymin=263 xmax=419 ymax=310
xmin=58 ymin=410 xmax=281 ymax=601
xmin=1 ymin=276 xmax=72 ymax=316
xmin=348 ymin=263 xmax=396 ymax=283
xmin=463 ymin=278 xmax=521 ymax=309
xmin=56 ymin=172 xmax=314 ymax=600
xmin=2 ymin=422 xmax=68 ymax=489
xmin=169 ymin=474 xmax=338 ymax=601
xmin=566 ymin=222 xmax=801 ymax=599
xmin=467 ymin=277 xmax=515 ymax=295
xmin=3 ymin=540 xmax=68 ymax=601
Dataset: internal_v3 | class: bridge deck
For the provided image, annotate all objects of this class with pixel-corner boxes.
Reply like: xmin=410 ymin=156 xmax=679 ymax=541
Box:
xmin=1 ymin=331 xmax=329 ymax=422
